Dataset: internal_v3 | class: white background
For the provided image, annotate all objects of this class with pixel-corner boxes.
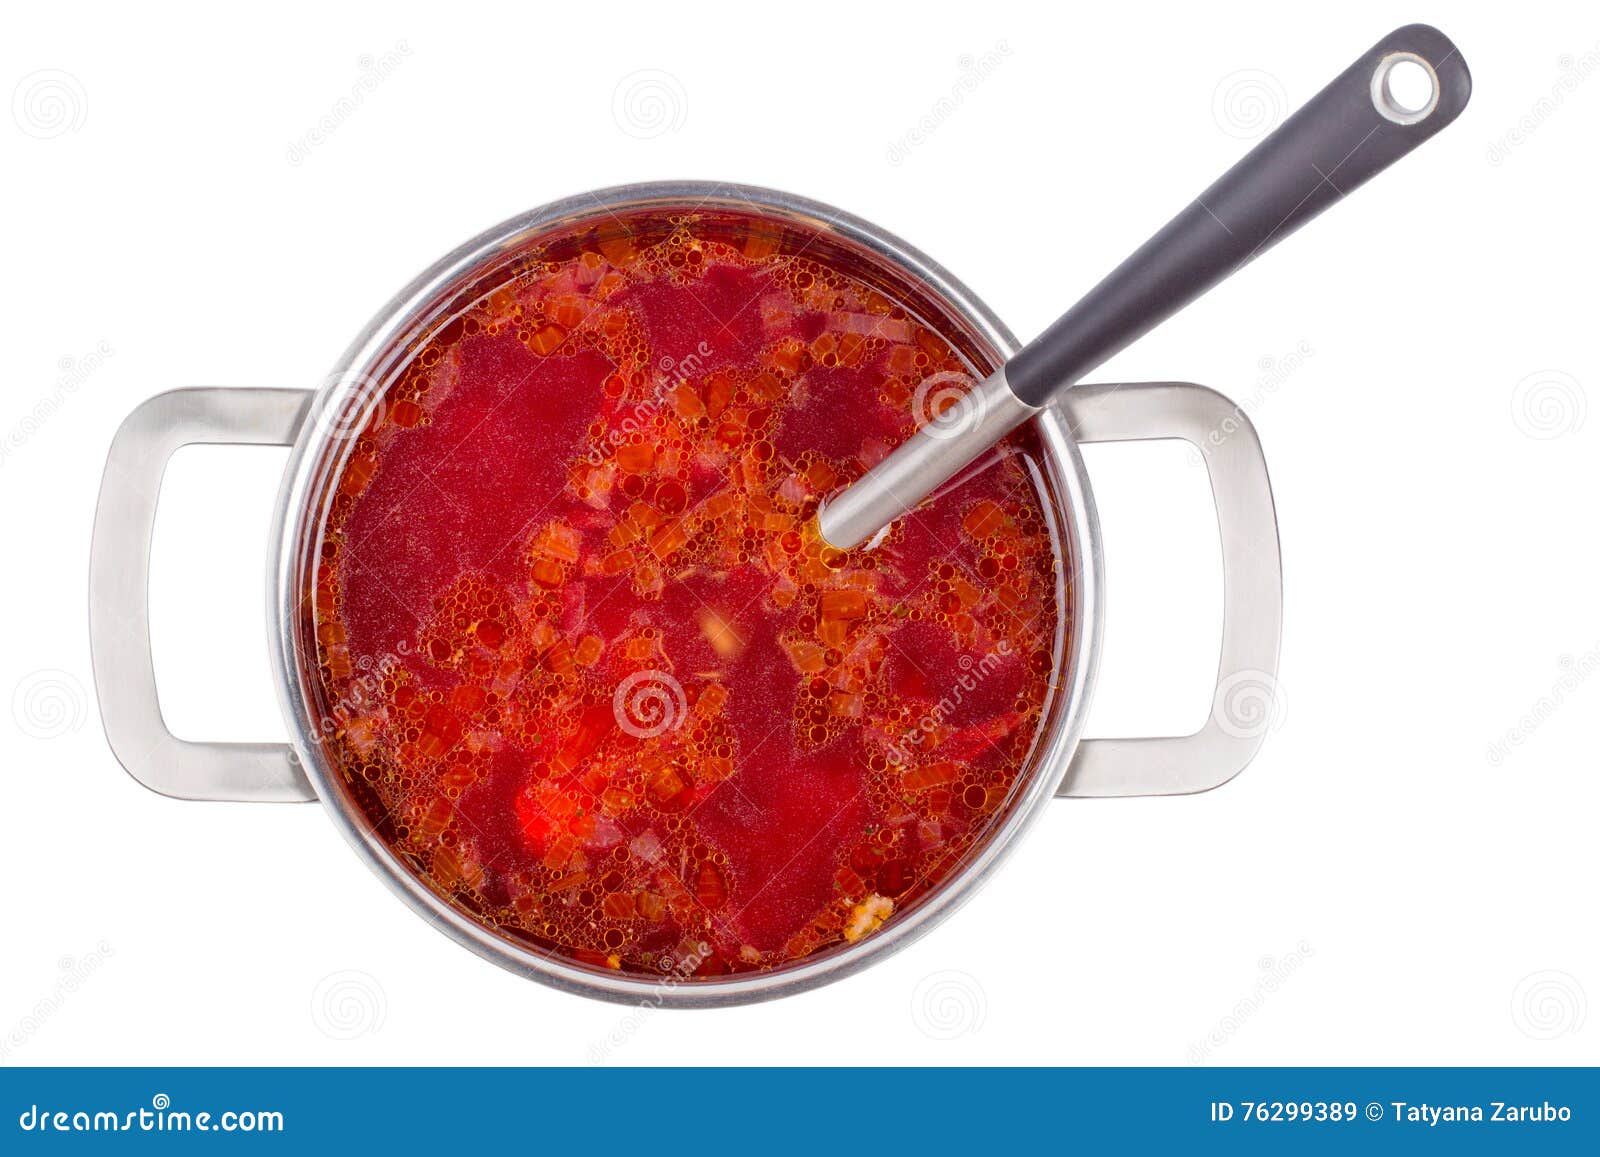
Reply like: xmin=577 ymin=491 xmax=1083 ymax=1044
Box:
xmin=3 ymin=0 xmax=1596 ymax=1066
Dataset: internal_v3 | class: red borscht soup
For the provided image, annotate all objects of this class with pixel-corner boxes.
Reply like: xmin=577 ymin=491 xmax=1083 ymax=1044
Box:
xmin=300 ymin=204 xmax=1066 ymax=979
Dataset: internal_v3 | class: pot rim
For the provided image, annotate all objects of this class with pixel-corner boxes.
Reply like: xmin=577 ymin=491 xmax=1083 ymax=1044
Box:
xmin=266 ymin=180 xmax=1104 ymax=1007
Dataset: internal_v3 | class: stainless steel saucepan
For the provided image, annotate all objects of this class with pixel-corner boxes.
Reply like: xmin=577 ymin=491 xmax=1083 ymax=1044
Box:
xmin=89 ymin=181 xmax=1282 ymax=1004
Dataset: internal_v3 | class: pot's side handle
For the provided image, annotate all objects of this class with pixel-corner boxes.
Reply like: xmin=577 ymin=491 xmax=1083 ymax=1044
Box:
xmin=1054 ymin=382 xmax=1283 ymax=797
xmin=89 ymin=387 xmax=318 ymax=802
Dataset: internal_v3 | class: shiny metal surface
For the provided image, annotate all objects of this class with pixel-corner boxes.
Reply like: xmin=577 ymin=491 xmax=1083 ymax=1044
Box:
xmin=1052 ymin=383 xmax=1283 ymax=797
xmin=816 ymin=367 xmax=1040 ymax=550
xmin=89 ymin=387 xmax=316 ymax=802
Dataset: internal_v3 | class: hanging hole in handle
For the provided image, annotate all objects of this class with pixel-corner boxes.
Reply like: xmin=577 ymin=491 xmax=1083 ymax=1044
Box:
xmin=1371 ymin=52 xmax=1439 ymax=125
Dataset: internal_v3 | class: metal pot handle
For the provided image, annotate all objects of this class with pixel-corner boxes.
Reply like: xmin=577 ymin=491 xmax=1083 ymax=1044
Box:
xmin=1054 ymin=382 xmax=1283 ymax=797
xmin=89 ymin=387 xmax=318 ymax=802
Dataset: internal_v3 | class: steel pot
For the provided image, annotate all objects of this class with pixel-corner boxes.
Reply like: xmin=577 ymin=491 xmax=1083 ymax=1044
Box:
xmin=88 ymin=182 xmax=1282 ymax=1006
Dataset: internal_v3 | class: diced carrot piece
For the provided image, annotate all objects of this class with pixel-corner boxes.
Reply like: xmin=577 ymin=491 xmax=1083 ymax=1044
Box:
xmin=649 ymin=520 xmax=687 ymax=560
xmin=818 ymin=618 xmax=849 ymax=649
xmin=543 ymin=638 xmax=575 ymax=677
xmin=743 ymin=230 xmax=780 ymax=259
xmin=601 ymin=549 xmax=636 ymax=575
xmin=534 ymin=521 xmax=582 ymax=562
xmin=647 ymin=765 xmax=688 ymax=805
xmin=597 ymin=235 xmax=635 ymax=264
xmin=696 ymin=861 xmax=729 ymax=909
xmin=602 ymin=892 xmax=636 ymax=920
xmin=433 ymin=846 xmax=465 ymax=889
xmin=696 ymin=683 xmax=729 ymax=717
xmin=700 ymin=490 xmax=736 ymax=519
xmin=704 ymin=375 xmax=733 ymax=418
xmin=771 ymin=340 xmax=804 ymax=374
xmin=963 ymin=500 xmax=1007 ymax=539
xmin=531 ymin=557 xmax=564 ymax=589
xmin=616 ymin=442 xmax=656 ymax=473
xmin=637 ymin=892 xmax=666 ymax=920
xmin=820 ymin=590 xmax=869 ymax=620
xmin=449 ymin=683 xmax=486 ymax=714
xmin=325 ymin=645 xmax=352 ymax=679
xmin=609 ymin=519 xmax=641 ymax=548
xmin=829 ymin=691 xmax=864 ymax=718
xmin=625 ymin=502 xmax=659 ymax=532
xmin=837 ymin=332 xmax=867 ymax=366
xmin=549 ymin=870 xmax=590 ymax=894
xmin=805 ymin=459 xmax=836 ymax=490
xmin=669 ymin=382 xmax=704 ymax=420
xmin=575 ymin=634 xmax=604 ymax=667
xmin=416 ymin=794 xmax=453 ymax=837
xmin=902 ymin=761 xmax=960 ymax=791
xmin=749 ymin=371 xmax=783 ymax=402
xmin=888 ymin=345 xmax=918 ymax=374
xmin=551 ymin=294 xmax=586 ymax=329
xmin=529 ymin=323 xmax=567 ymax=356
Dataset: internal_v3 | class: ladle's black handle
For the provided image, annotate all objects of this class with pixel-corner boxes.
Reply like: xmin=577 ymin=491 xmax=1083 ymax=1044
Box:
xmin=1006 ymin=24 xmax=1471 ymax=406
